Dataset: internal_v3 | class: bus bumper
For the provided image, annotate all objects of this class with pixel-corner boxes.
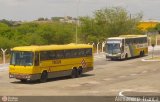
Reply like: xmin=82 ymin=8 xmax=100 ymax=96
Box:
xmin=106 ymin=54 xmax=121 ymax=59
xmin=9 ymin=73 xmax=41 ymax=81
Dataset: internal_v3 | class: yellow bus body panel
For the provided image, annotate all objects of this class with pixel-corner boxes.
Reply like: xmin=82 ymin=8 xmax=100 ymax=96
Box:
xmin=9 ymin=65 xmax=33 ymax=74
xmin=31 ymin=57 xmax=93 ymax=74
xmin=9 ymin=44 xmax=93 ymax=80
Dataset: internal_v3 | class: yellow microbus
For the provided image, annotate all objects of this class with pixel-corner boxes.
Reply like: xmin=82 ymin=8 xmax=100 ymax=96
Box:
xmin=9 ymin=44 xmax=93 ymax=82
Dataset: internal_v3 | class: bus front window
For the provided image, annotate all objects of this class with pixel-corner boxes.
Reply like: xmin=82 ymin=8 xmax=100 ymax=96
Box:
xmin=106 ymin=43 xmax=121 ymax=54
xmin=10 ymin=51 xmax=33 ymax=66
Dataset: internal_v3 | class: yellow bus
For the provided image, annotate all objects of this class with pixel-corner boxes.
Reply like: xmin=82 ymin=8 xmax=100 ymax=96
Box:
xmin=106 ymin=35 xmax=148 ymax=60
xmin=9 ymin=44 xmax=93 ymax=82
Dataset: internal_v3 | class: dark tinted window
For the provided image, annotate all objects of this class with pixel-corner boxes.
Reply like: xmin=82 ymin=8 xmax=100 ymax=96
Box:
xmin=40 ymin=51 xmax=49 ymax=60
xmin=86 ymin=48 xmax=92 ymax=56
xmin=48 ymin=51 xmax=56 ymax=59
xmin=125 ymin=37 xmax=147 ymax=45
xmin=56 ymin=50 xmax=64 ymax=59
xmin=40 ymin=51 xmax=56 ymax=60
xmin=10 ymin=51 xmax=33 ymax=66
xmin=78 ymin=49 xmax=86 ymax=57
xmin=64 ymin=50 xmax=71 ymax=58
xmin=35 ymin=52 xmax=39 ymax=66
xmin=71 ymin=50 xmax=78 ymax=57
xmin=40 ymin=48 xmax=92 ymax=60
xmin=64 ymin=50 xmax=79 ymax=58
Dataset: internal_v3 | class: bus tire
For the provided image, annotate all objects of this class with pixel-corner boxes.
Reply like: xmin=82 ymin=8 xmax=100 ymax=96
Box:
xmin=106 ymin=55 xmax=108 ymax=60
xmin=110 ymin=58 xmax=114 ymax=61
xmin=140 ymin=51 xmax=144 ymax=57
xmin=143 ymin=51 xmax=145 ymax=56
xmin=40 ymin=71 xmax=48 ymax=83
xmin=125 ymin=53 xmax=128 ymax=60
xmin=71 ymin=68 xmax=78 ymax=78
xmin=20 ymin=79 xmax=27 ymax=83
xmin=78 ymin=67 xmax=83 ymax=77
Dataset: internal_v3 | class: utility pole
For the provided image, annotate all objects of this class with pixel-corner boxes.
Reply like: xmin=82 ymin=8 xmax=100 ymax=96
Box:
xmin=97 ymin=42 xmax=100 ymax=54
xmin=76 ymin=0 xmax=80 ymax=44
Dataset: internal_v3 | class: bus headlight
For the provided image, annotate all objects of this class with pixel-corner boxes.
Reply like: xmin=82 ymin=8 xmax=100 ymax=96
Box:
xmin=9 ymin=74 xmax=14 ymax=78
xmin=26 ymin=75 xmax=31 ymax=79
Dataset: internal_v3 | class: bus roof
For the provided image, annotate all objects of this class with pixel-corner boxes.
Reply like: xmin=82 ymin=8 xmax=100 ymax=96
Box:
xmin=12 ymin=44 xmax=93 ymax=52
xmin=119 ymin=34 xmax=147 ymax=38
xmin=107 ymin=35 xmax=147 ymax=40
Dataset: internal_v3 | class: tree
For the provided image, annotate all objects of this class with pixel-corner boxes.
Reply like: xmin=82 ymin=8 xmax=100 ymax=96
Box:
xmin=37 ymin=17 xmax=45 ymax=21
xmin=23 ymin=33 xmax=46 ymax=45
xmin=79 ymin=7 xmax=143 ymax=43
xmin=0 ymin=23 xmax=10 ymax=34
xmin=0 ymin=19 xmax=15 ymax=26
xmin=51 ymin=17 xmax=63 ymax=21
xmin=0 ymin=36 xmax=17 ymax=49
xmin=94 ymin=7 xmax=142 ymax=36
xmin=155 ymin=23 xmax=160 ymax=34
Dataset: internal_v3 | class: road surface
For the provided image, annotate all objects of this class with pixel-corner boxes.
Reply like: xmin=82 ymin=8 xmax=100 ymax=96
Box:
xmin=0 ymin=49 xmax=160 ymax=96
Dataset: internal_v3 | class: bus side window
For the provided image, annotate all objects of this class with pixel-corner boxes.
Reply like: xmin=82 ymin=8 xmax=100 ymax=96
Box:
xmin=64 ymin=50 xmax=71 ymax=58
xmin=48 ymin=51 xmax=56 ymax=60
xmin=35 ymin=52 xmax=39 ymax=66
xmin=86 ymin=48 xmax=92 ymax=56
xmin=72 ymin=49 xmax=78 ymax=58
xmin=78 ymin=49 xmax=86 ymax=57
xmin=56 ymin=50 xmax=64 ymax=59
xmin=40 ymin=51 xmax=48 ymax=60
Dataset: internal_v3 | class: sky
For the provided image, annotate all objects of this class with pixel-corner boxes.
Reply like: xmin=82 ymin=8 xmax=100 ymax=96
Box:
xmin=0 ymin=0 xmax=160 ymax=21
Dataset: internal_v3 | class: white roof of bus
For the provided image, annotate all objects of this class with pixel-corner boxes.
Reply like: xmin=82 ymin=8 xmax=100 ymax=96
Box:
xmin=107 ymin=37 xmax=123 ymax=40
xmin=107 ymin=35 xmax=147 ymax=40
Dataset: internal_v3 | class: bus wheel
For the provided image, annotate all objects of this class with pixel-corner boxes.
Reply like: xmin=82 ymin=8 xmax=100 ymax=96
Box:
xmin=140 ymin=51 xmax=144 ymax=57
xmin=20 ymin=79 xmax=27 ymax=83
xmin=71 ymin=68 xmax=78 ymax=78
xmin=40 ymin=71 xmax=48 ymax=83
xmin=143 ymin=51 xmax=145 ymax=56
xmin=110 ymin=58 xmax=113 ymax=60
xmin=78 ymin=67 xmax=83 ymax=77
xmin=125 ymin=53 xmax=128 ymax=60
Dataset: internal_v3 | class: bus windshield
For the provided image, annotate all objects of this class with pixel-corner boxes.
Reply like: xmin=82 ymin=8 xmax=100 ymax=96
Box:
xmin=106 ymin=43 xmax=121 ymax=54
xmin=10 ymin=51 xmax=33 ymax=66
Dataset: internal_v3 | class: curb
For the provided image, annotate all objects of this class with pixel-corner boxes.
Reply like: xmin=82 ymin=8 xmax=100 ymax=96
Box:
xmin=141 ymin=58 xmax=160 ymax=62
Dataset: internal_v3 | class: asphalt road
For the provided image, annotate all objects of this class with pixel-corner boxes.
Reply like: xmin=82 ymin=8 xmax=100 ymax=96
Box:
xmin=0 ymin=49 xmax=160 ymax=96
